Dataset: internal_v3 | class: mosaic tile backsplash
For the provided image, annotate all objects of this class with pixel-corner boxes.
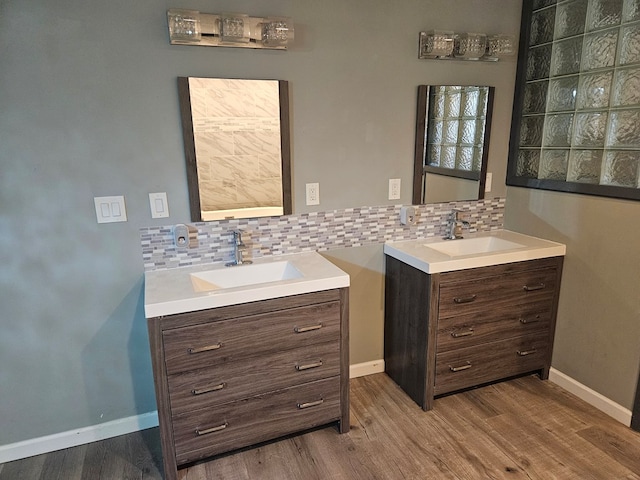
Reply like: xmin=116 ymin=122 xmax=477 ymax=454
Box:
xmin=140 ymin=197 xmax=505 ymax=271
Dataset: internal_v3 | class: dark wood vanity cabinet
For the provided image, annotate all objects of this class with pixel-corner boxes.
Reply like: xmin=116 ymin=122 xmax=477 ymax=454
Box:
xmin=384 ymin=256 xmax=563 ymax=411
xmin=147 ymin=289 xmax=349 ymax=480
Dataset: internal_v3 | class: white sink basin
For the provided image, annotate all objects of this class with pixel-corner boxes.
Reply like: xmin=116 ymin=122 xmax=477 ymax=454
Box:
xmin=144 ymin=251 xmax=350 ymax=317
xmin=384 ymin=230 xmax=566 ymax=274
xmin=424 ymin=236 xmax=525 ymax=257
xmin=191 ymin=261 xmax=303 ymax=292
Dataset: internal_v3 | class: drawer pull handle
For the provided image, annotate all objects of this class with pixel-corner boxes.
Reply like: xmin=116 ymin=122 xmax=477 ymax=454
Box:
xmin=517 ymin=349 xmax=538 ymax=356
xmin=295 ymin=360 xmax=323 ymax=371
xmin=523 ymin=283 xmax=545 ymax=292
xmin=192 ymin=383 xmax=225 ymax=395
xmin=451 ymin=329 xmax=474 ymax=338
xmin=297 ymin=399 xmax=324 ymax=409
xmin=294 ymin=324 xmax=323 ymax=333
xmin=188 ymin=342 xmax=222 ymax=354
xmin=449 ymin=362 xmax=472 ymax=372
xmin=196 ymin=422 xmax=228 ymax=436
xmin=453 ymin=295 xmax=477 ymax=304
xmin=519 ymin=315 xmax=541 ymax=324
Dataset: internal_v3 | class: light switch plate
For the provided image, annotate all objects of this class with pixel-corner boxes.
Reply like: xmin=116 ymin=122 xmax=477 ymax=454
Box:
xmin=485 ymin=172 xmax=492 ymax=192
xmin=94 ymin=196 xmax=127 ymax=223
xmin=149 ymin=192 xmax=170 ymax=218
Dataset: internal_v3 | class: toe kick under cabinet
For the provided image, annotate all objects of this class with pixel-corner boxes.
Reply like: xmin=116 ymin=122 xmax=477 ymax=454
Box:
xmin=384 ymin=256 xmax=563 ymax=411
xmin=147 ymin=288 xmax=349 ymax=480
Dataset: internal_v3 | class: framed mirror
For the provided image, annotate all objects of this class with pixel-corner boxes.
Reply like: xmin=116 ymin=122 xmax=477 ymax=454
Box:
xmin=178 ymin=77 xmax=292 ymax=222
xmin=412 ymin=85 xmax=494 ymax=204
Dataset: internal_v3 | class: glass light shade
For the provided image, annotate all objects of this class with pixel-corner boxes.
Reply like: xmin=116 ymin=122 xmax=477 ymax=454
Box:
xmin=454 ymin=33 xmax=487 ymax=59
xmin=419 ymin=31 xmax=454 ymax=58
xmin=220 ymin=13 xmax=251 ymax=44
xmin=486 ymin=34 xmax=516 ymax=59
xmin=262 ymin=17 xmax=294 ymax=47
xmin=167 ymin=9 xmax=201 ymax=43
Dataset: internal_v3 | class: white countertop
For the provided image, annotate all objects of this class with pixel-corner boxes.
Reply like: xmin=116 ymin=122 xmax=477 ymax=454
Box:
xmin=144 ymin=251 xmax=350 ymax=318
xmin=384 ymin=229 xmax=566 ymax=274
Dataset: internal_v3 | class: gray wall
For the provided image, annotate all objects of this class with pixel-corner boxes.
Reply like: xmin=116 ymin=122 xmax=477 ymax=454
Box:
xmin=0 ymin=0 xmax=523 ymax=446
xmin=322 ymin=245 xmax=387 ymax=366
xmin=505 ymin=189 xmax=640 ymax=411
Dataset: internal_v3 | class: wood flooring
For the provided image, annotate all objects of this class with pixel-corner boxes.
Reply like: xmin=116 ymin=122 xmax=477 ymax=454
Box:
xmin=2 ymin=373 xmax=639 ymax=479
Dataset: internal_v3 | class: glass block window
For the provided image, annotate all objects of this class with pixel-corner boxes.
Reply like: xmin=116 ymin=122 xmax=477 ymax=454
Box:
xmin=426 ymin=86 xmax=490 ymax=179
xmin=508 ymin=0 xmax=640 ymax=200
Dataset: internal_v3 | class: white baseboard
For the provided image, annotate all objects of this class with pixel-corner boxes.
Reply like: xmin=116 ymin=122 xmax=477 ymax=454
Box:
xmin=549 ymin=367 xmax=632 ymax=426
xmin=346 ymin=363 xmax=634 ymax=427
xmin=0 ymin=411 xmax=159 ymax=464
xmin=7 ymin=363 xmax=628 ymax=465
xmin=1 ymin=361 xmax=387 ymax=464
xmin=350 ymin=359 xmax=385 ymax=378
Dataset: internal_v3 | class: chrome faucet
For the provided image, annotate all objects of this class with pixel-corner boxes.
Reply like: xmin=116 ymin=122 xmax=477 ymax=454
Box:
xmin=226 ymin=230 xmax=252 ymax=266
xmin=444 ymin=209 xmax=470 ymax=240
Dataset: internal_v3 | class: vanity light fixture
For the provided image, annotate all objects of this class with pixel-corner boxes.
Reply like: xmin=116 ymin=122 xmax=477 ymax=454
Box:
xmin=419 ymin=30 xmax=515 ymax=61
xmin=454 ymin=33 xmax=487 ymax=60
xmin=262 ymin=17 xmax=293 ymax=48
xmin=168 ymin=9 xmax=201 ymax=43
xmin=419 ymin=30 xmax=455 ymax=58
xmin=167 ymin=9 xmax=294 ymax=49
xmin=220 ymin=13 xmax=251 ymax=44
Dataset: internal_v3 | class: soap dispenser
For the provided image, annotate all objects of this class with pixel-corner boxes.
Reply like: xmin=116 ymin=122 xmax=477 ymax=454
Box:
xmin=173 ymin=224 xmax=198 ymax=248
xmin=400 ymin=206 xmax=417 ymax=225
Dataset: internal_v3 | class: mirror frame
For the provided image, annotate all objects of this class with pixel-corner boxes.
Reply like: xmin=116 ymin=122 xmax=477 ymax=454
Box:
xmin=177 ymin=77 xmax=292 ymax=222
xmin=412 ymin=85 xmax=494 ymax=204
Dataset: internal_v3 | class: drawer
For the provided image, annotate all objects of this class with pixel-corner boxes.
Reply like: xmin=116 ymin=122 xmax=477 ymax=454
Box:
xmin=167 ymin=341 xmax=340 ymax=415
xmin=438 ymin=268 xmax=557 ymax=320
xmin=163 ymin=301 xmax=340 ymax=375
xmin=434 ymin=333 xmax=549 ymax=395
xmin=436 ymin=303 xmax=552 ymax=352
xmin=172 ymin=377 xmax=341 ymax=466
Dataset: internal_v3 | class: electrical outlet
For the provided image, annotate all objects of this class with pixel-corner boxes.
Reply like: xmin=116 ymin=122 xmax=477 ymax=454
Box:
xmin=306 ymin=182 xmax=320 ymax=205
xmin=389 ymin=178 xmax=401 ymax=200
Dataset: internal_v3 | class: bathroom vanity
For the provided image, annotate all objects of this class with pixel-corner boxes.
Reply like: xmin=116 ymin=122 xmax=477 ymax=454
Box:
xmin=383 ymin=230 xmax=565 ymax=411
xmin=144 ymin=252 xmax=349 ymax=480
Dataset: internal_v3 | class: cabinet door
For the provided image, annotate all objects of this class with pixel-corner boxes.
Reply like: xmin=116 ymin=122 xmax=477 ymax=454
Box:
xmin=172 ymin=377 xmax=341 ymax=465
xmin=438 ymin=268 xmax=558 ymax=320
xmin=436 ymin=302 xmax=552 ymax=352
xmin=167 ymin=341 xmax=340 ymax=415
xmin=434 ymin=333 xmax=548 ymax=395
xmin=163 ymin=301 xmax=340 ymax=375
